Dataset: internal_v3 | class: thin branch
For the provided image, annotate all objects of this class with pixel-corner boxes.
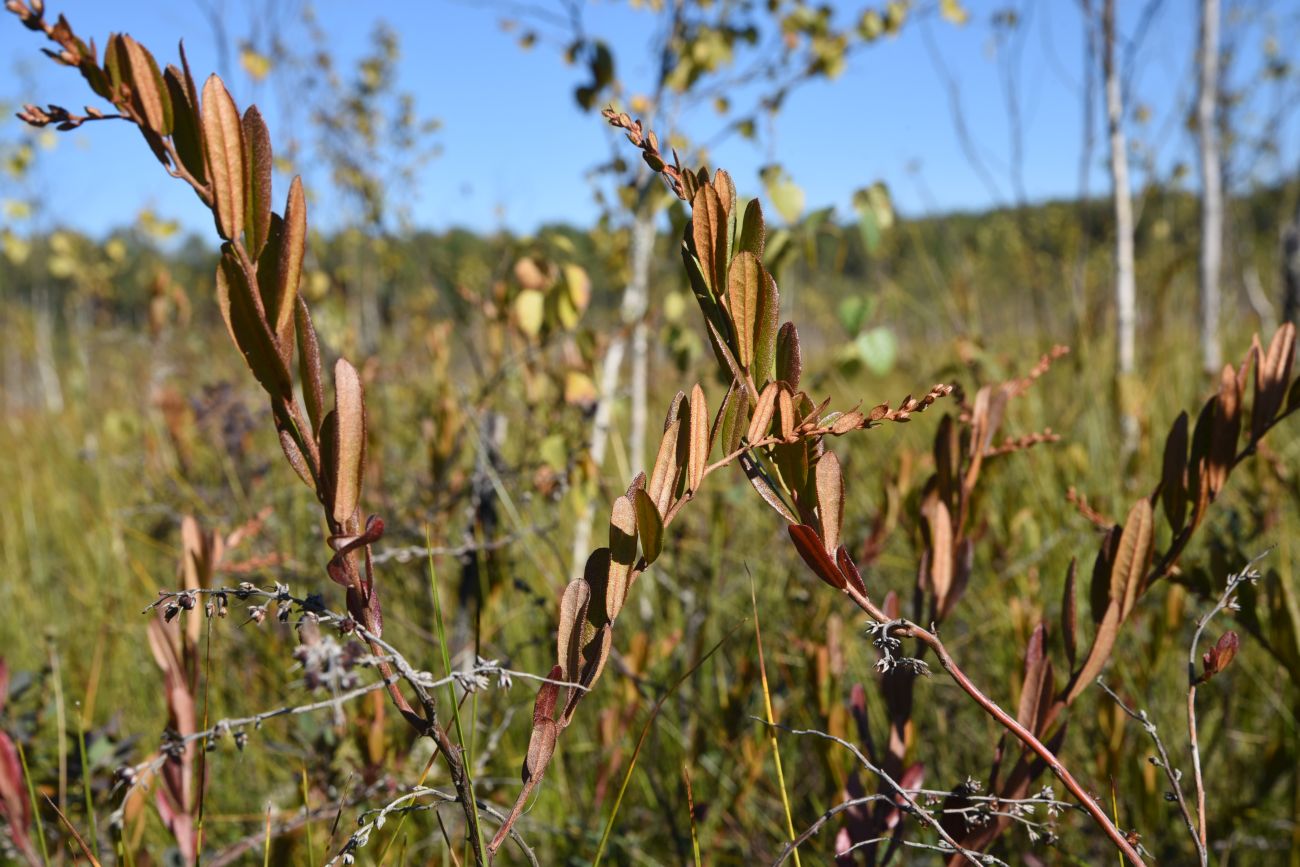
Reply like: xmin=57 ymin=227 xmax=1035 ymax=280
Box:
xmin=1097 ymin=678 xmax=1204 ymax=866
xmin=759 ymin=720 xmax=998 ymax=866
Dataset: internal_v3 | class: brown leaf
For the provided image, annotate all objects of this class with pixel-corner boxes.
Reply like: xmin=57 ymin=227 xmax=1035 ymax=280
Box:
xmin=775 ymin=322 xmax=802 ymax=391
xmin=1061 ymin=559 xmax=1078 ymax=671
xmin=788 ymin=523 xmax=845 ymax=590
xmin=1254 ymin=323 xmax=1296 ymax=439
xmin=123 ymin=35 xmax=169 ymax=135
xmin=691 ymin=183 xmax=727 ymax=294
xmin=830 ymin=411 xmax=865 ymax=435
xmin=607 ymin=496 xmax=637 ymax=620
xmin=241 ymin=106 xmax=273 ymax=259
xmin=688 ymin=383 xmax=709 ymax=493
xmin=633 ymin=488 xmax=664 ymax=565
xmin=711 ymin=379 xmax=746 ymax=458
xmin=1111 ymin=499 xmax=1154 ymax=619
xmin=556 ymin=579 xmax=591 ymax=687
xmin=726 ymin=252 xmax=761 ymax=368
xmin=564 ymin=624 xmax=612 ymax=722
xmin=1066 ymin=599 xmax=1120 ymax=704
xmin=331 ymin=359 xmax=366 ymax=526
xmin=712 ymin=168 xmax=736 ymax=217
xmin=295 ymin=296 xmax=324 ymax=436
xmin=214 ymin=250 xmax=290 ymax=397
xmin=274 ymin=176 xmax=307 ymax=349
xmin=737 ymin=197 xmax=765 ymax=260
xmin=1160 ymin=411 xmax=1189 ymax=535
xmin=278 ymin=427 xmax=312 ymax=487
xmin=583 ymin=548 xmax=612 ymax=628
xmin=836 ymin=546 xmax=868 ymax=596
xmin=1199 ymin=630 xmax=1239 ymax=683
xmin=815 ymin=451 xmax=844 ymax=555
xmin=201 ymin=74 xmax=245 ymax=242
xmin=747 ymin=382 xmax=779 ymax=444
xmin=164 ymin=64 xmax=205 ymax=183
xmin=648 ymin=399 xmax=684 ymax=518
xmin=754 ymin=265 xmax=780 ymax=387
xmin=777 ymin=385 xmax=795 ymax=441
xmin=1016 ymin=622 xmax=1049 ymax=734
xmin=926 ymin=496 xmax=954 ymax=613
xmin=1206 ymin=364 xmax=1242 ymax=500
xmin=523 ymin=670 xmax=561 ymax=784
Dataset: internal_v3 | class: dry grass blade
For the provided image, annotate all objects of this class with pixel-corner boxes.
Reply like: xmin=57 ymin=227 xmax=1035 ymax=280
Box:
xmin=591 ymin=626 xmax=738 ymax=867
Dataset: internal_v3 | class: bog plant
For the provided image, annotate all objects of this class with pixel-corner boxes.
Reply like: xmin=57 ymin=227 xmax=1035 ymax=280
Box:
xmin=6 ymin=2 xmax=1300 ymax=864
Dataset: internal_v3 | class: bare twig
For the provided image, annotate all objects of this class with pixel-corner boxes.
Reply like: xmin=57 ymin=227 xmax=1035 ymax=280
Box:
xmin=1097 ymin=678 xmax=1204 ymax=866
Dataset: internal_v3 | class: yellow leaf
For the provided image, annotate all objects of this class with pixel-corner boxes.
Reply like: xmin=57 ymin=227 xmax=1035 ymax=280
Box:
xmin=516 ymin=288 xmax=545 ymax=338
xmin=240 ymin=47 xmax=272 ymax=81
xmin=940 ymin=0 xmax=969 ymax=25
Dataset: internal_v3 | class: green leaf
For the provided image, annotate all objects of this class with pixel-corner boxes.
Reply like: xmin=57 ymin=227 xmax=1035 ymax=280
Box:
xmin=853 ymin=182 xmax=893 ymax=255
xmin=760 ymin=164 xmax=804 ymax=224
xmin=854 ymin=327 xmax=897 ymax=375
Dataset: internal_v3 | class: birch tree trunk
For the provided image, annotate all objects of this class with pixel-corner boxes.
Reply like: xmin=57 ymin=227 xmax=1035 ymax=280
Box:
xmin=1103 ymin=0 xmax=1138 ymax=448
xmin=568 ymin=200 xmax=655 ymax=581
xmin=1198 ymin=0 xmax=1223 ymax=374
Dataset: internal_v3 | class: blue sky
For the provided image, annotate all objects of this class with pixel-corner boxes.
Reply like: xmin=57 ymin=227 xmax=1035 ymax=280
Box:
xmin=2 ymin=0 xmax=1296 ymax=237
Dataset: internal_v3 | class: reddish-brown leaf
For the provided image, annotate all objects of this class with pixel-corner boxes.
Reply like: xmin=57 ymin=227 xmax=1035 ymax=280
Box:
xmin=789 ymin=523 xmax=845 ymax=590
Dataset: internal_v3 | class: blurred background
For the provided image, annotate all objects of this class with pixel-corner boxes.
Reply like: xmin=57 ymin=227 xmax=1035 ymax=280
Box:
xmin=2 ymin=1 xmax=1300 ymax=864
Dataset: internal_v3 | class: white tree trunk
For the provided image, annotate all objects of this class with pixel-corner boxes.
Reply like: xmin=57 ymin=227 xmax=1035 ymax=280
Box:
xmin=1103 ymin=0 xmax=1136 ymax=381
xmin=1197 ymin=0 xmax=1223 ymax=373
xmin=569 ymin=203 xmax=655 ymax=581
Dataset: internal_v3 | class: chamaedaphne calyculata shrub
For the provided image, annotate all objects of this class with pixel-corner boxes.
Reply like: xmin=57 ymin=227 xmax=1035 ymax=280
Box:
xmin=6 ymin=3 xmax=1299 ymax=865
